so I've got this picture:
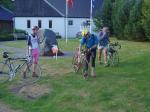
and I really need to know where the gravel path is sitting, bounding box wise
[0,102,22,112]
[0,45,74,58]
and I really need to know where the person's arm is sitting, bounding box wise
[90,35,98,51]
[79,38,85,53]
[27,35,32,56]
[99,31,105,41]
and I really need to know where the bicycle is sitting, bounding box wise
[107,42,121,66]
[0,52,41,84]
[72,47,89,79]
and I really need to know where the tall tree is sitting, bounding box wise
[141,0,150,41]
[0,0,14,11]
[94,0,113,31]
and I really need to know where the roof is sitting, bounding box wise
[0,6,14,20]
[47,0,103,18]
[15,0,103,18]
[15,0,63,17]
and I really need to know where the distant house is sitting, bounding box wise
[15,0,103,37]
[0,6,14,34]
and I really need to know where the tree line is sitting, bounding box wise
[94,0,150,42]
[0,0,14,11]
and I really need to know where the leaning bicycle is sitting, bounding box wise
[72,48,89,79]
[107,42,121,66]
[0,52,41,84]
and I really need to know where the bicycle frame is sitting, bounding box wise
[3,58,30,79]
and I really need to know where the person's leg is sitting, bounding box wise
[91,49,96,77]
[103,48,108,65]
[32,49,39,77]
[86,52,90,77]
[98,47,103,64]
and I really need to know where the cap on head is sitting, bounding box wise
[32,26,39,30]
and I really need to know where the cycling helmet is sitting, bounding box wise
[81,29,89,37]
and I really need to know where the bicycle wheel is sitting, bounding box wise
[72,53,81,73]
[111,52,119,66]
[18,63,41,84]
[0,62,10,83]
[107,53,112,66]
[81,56,88,79]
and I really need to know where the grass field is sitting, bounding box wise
[0,38,150,112]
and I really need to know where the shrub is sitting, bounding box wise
[0,34,14,41]
[14,29,27,35]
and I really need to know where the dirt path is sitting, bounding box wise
[0,44,74,58]
[0,102,22,112]
[0,45,26,57]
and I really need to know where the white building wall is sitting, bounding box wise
[67,18,90,38]
[15,17,65,37]
[15,17,94,38]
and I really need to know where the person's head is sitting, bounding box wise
[81,29,90,38]
[102,27,109,33]
[32,26,39,35]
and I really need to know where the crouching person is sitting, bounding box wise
[79,30,98,78]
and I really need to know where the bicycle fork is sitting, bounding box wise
[9,64,21,81]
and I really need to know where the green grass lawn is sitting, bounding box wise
[0,39,150,112]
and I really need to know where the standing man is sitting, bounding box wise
[79,29,98,78]
[23,26,40,77]
[98,27,110,66]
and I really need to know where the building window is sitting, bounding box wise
[68,20,73,26]
[27,20,31,28]
[86,20,90,26]
[38,20,42,28]
[49,20,52,28]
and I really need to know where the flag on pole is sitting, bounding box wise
[67,0,73,7]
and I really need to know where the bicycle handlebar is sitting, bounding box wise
[109,42,121,49]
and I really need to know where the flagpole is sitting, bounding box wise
[65,0,68,43]
[90,0,93,33]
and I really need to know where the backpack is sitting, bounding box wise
[27,35,32,46]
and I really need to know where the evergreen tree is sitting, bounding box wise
[0,0,14,11]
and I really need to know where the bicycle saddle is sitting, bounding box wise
[3,52,9,58]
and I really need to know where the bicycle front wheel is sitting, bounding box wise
[111,52,119,66]
[18,63,41,84]
[81,57,88,79]
[72,54,81,73]
[0,62,10,83]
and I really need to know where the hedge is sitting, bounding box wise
[0,34,14,41]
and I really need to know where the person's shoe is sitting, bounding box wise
[32,72,38,77]
[91,72,96,78]
[104,63,109,67]
[98,61,102,64]
[92,75,96,78]
[22,71,26,79]
[83,73,88,79]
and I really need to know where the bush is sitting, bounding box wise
[0,34,14,41]
[14,29,27,35]
[56,35,62,39]
[141,0,150,41]
[94,0,150,42]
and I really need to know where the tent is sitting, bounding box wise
[37,29,64,56]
